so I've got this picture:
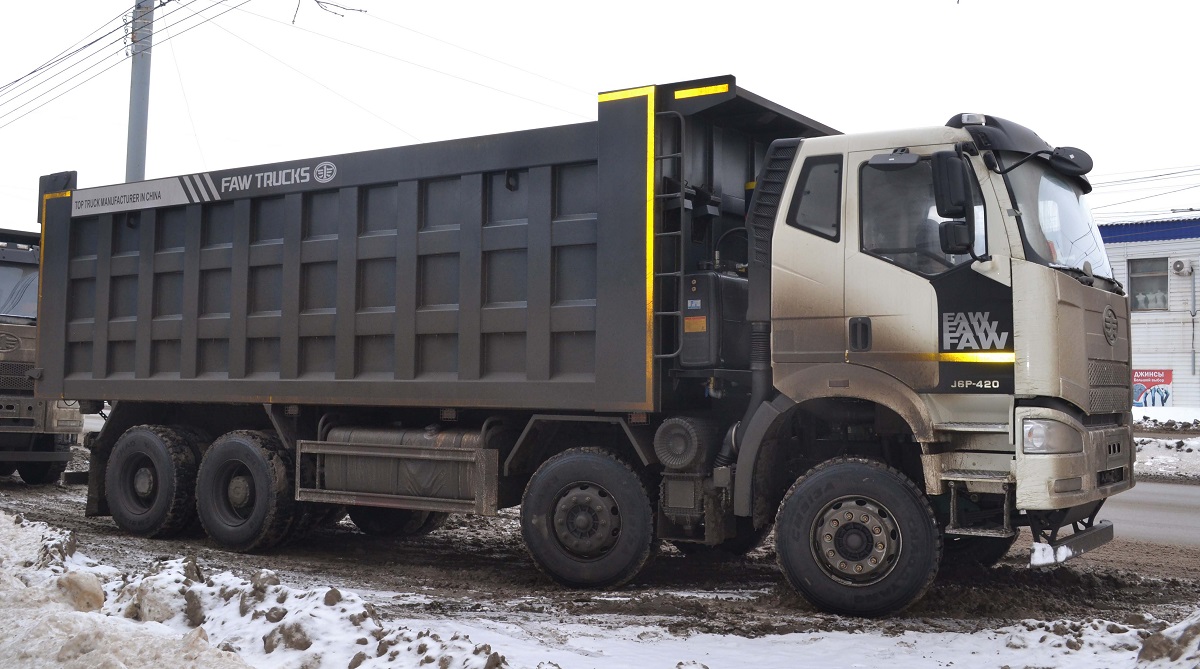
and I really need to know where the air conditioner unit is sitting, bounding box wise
[1172,259,1193,276]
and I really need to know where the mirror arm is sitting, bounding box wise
[960,151,991,263]
[985,149,1051,175]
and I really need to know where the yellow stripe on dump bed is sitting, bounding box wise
[674,84,729,100]
[598,85,656,409]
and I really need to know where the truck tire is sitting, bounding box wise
[104,426,198,537]
[17,435,69,485]
[775,457,941,617]
[196,431,294,552]
[17,459,68,485]
[520,448,656,589]
[941,532,1019,570]
[347,507,449,538]
[672,518,772,558]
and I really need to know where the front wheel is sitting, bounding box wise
[775,457,941,617]
[520,448,655,588]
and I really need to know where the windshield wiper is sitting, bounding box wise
[1048,264,1124,295]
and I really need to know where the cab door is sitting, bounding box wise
[771,146,848,376]
[844,148,957,391]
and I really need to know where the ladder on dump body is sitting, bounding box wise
[654,110,686,360]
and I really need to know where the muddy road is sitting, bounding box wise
[1,471,1198,639]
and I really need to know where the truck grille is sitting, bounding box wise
[1087,360,1129,414]
[0,361,33,391]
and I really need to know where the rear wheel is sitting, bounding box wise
[348,507,449,537]
[520,448,655,588]
[775,457,941,617]
[672,517,772,558]
[17,435,68,485]
[104,426,198,537]
[196,431,294,552]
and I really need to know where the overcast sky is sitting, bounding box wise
[1,0,1196,231]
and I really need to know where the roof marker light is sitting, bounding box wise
[960,114,986,126]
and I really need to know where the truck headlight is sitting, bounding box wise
[1022,419,1083,454]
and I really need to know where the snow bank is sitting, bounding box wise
[1,508,1198,669]
[0,512,247,669]
[1135,436,1200,479]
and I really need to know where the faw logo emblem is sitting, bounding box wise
[941,312,1009,350]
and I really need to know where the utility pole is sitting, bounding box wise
[126,0,155,183]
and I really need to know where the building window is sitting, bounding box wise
[1129,258,1168,310]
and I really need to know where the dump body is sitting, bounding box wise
[36,76,833,413]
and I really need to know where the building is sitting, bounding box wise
[1101,217,1200,409]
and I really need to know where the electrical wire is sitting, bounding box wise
[0,0,256,132]
[163,20,207,169]
[360,11,592,97]
[200,0,591,120]
[0,1,138,96]
[0,0,208,119]
[181,1,422,142]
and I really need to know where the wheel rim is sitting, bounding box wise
[122,453,158,514]
[810,495,901,585]
[551,481,621,560]
[211,460,256,527]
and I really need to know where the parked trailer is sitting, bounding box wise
[37,76,1133,616]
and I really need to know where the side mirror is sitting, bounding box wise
[1049,146,1093,177]
[931,151,972,219]
[939,220,973,255]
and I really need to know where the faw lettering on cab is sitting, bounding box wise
[941,311,1009,350]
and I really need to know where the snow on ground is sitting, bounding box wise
[0,509,1198,668]
[1133,407,1200,480]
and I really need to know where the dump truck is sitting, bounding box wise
[35,75,1133,616]
[0,223,84,483]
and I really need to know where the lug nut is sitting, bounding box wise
[838,561,847,569]
[831,519,839,528]
[873,526,881,535]
[861,514,869,523]
[827,550,835,558]
[869,557,878,565]
[844,511,853,521]
[824,534,833,542]
[876,542,884,551]
[855,564,864,573]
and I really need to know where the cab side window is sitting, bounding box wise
[786,155,843,241]
[860,159,984,276]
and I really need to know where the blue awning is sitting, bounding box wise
[1099,218,1200,243]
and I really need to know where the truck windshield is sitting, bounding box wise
[1004,157,1114,280]
[0,264,38,320]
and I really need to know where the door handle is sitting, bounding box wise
[849,317,872,352]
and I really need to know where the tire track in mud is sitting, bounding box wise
[1,476,1198,637]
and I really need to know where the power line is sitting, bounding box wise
[1091,168,1200,188]
[0,0,257,132]
[1090,183,1200,210]
[182,1,422,142]
[360,12,592,97]
[0,0,208,117]
[204,0,591,120]
[0,1,137,95]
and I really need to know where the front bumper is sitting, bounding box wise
[1013,406,1133,510]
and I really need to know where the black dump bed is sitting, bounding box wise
[36,75,834,413]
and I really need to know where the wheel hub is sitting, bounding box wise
[552,484,621,559]
[813,496,901,584]
[133,467,155,499]
[227,475,252,508]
